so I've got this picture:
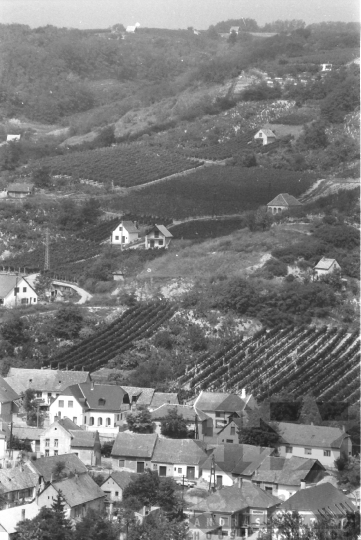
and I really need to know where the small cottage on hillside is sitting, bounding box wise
[6,135,21,143]
[100,470,138,502]
[0,275,38,307]
[267,193,302,214]
[110,220,139,246]
[7,183,34,198]
[313,257,341,279]
[145,224,173,249]
[254,129,276,146]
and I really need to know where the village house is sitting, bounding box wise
[125,23,140,33]
[111,431,158,472]
[0,275,38,307]
[251,456,326,501]
[266,193,302,214]
[0,376,19,422]
[39,418,101,465]
[145,224,173,249]
[110,220,139,246]
[150,404,196,435]
[276,422,352,468]
[313,257,341,279]
[190,482,280,539]
[134,506,161,525]
[27,453,88,484]
[7,183,34,199]
[0,466,38,509]
[151,438,207,481]
[277,482,357,527]
[11,426,45,454]
[0,502,39,540]
[37,473,106,523]
[254,128,277,146]
[120,386,156,409]
[320,63,332,72]
[148,392,179,411]
[6,134,21,143]
[215,417,246,444]
[100,470,137,503]
[49,382,130,435]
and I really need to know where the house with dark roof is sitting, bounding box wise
[111,432,158,472]
[252,456,326,501]
[266,193,302,214]
[145,224,173,249]
[150,404,196,435]
[120,386,155,408]
[7,183,34,198]
[254,128,277,145]
[215,416,248,444]
[149,392,179,411]
[278,482,357,527]
[190,483,280,537]
[0,466,38,509]
[151,438,207,481]
[49,382,130,436]
[27,453,88,483]
[39,418,101,465]
[314,257,341,279]
[11,426,45,454]
[276,422,352,469]
[110,220,139,246]
[200,443,274,488]
[0,376,19,422]
[100,470,138,502]
[37,473,106,522]
[194,391,246,441]
[0,275,38,308]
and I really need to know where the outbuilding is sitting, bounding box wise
[267,193,302,214]
[313,257,341,279]
[7,183,34,199]
[254,129,276,146]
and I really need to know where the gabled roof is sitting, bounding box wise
[70,430,99,448]
[150,404,196,422]
[314,257,338,271]
[152,438,206,466]
[201,444,273,476]
[111,432,158,459]
[267,193,302,207]
[5,368,90,394]
[7,183,34,192]
[102,470,138,490]
[253,456,325,486]
[57,418,82,432]
[121,221,139,234]
[279,483,357,515]
[0,466,38,494]
[30,453,87,481]
[191,483,280,514]
[146,224,173,238]
[69,383,128,411]
[150,392,179,409]
[277,422,348,449]
[12,426,45,441]
[255,129,276,138]
[195,391,244,413]
[51,474,105,507]
[0,275,33,300]
[0,375,19,403]
[215,394,245,413]
[121,386,155,407]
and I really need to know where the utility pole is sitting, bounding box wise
[44,228,50,271]
[209,454,216,493]
[8,421,13,458]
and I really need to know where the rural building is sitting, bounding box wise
[111,432,158,472]
[7,183,34,198]
[278,482,357,527]
[145,224,173,249]
[194,391,246,439]
[11,426,44,454]
[229,26,240,34]
[253,128,276,145]
[6,134,21,142]
[266,193,302,214]
[110,220,139,246]
[151,438,206,481]
[120,386,156,408]
[27,453,88,483]
[150,404,196,435]
[100,470,138,502]
[276,423,352,468]
[313,257,341,279]
[148,392,179,411]
[0,502,39,540]
[0,466,38,508]
[320,63,332,71]
[215,417,245,444]
[126,23,140,33]
[0,275,38,307]
[0,376,19,422]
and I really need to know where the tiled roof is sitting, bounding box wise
[277,422,348,449]
[267,193,302,207]
[147,224,173,238]
[0,376,19,403]
[0,466,38,494]
[76,383,128,411]
[52,474,105,507]
[57,418,82,432]
[150,404,196,422]
[150,392,179,409]
[70,430,99,448]
[121,386,155,407]
[30,453,88,481]
[215,394,245,413]
[12,426,45,441]
[253,456,324,485]
[279,483,357,515]
[5,368,90,394]
[191,483,280,513]
[195,391,235,412]
[7,183,34,192]
[201,444,273,475]
[314,257,338,270]
[111,432,158,459]
[152,438,207,466]
[256,129,276,137]
[0,275,21,299]
[121,221,139,234]
[104,470,138,490]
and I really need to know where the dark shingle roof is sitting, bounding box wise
[277,423,348,449]
[267,193,302,207]
[150,393,179,409]
[121,386,155,406]
[195,392,237,412]
[5,368,90,394]
[150,404,196,422]
[57,418,82,432]
[121,221,139,234]
[111,432,158,459]
[152,439,207,466]
[0,376,19,403]
[76,383,128,411]
[12,426,45,441]
[253,456,324,486]
[0,275,24,300]
[191,483,280,513]
[52,474,105,507]
[103,470,138,490]
[279,483,357,515]
[0,466,38,494]
[215,394,245,413]
[30,453,87,481]
[70,430,99,448]
[201,444,273,475]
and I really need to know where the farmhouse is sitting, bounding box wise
[100,470,138,502]
[313,257,341,279]
[253,128,276,145]
[266,193,302,214]
[27,453,88,483]
[110,220,139,246]
[145,224,173,249]
[0,466,38,508]
[11,426,44,454]
[194,391,246,437]
[7,183,34,198]
[151,438,206,481]
[0,275,38,307]
[111,431,158,472]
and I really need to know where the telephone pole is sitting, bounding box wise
[44,228,50,271]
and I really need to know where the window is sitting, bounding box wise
[23,287,27,292]
[48,393,52,398]
[230,426,235,435]
[158,239,163,246]
[216,476,223,488]
[118,460,125,468]
[119,226,122,231]
[154,231,159,238]
[153,464,158,469]
[33,298,37,303]
[54,439,58,447]
[106,418,111,426]
[45,449,49,457]
[73,417,77,424]
[90,417,94,426]
[178,468,182,473]
[226,439,233,443]
[215,412,222,418]
[54,450,58,456]
[115,236,119,240]
[14,287,19,295]
[58,411,61,418]
[286,446,293,454]
[115,491,119,496]
[21,509,26,521]
[45,439,50,447]
[98,417,102,426]
[98,398,106,406]
[21,298,28,304]
[137,462,145,473]
[324,450,331,457]
[75,453,78,457]
[36,392,42,398]
[58,400,64,408]
[84,417,86,424]
[68,401,73,408]
[117,415,120,421]
[304,448,312,455]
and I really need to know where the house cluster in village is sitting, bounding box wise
[0,368,356,538]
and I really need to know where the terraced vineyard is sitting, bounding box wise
[47,301,175,372]
[179,326,360,405]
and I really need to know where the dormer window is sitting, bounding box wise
[98,398,106,406]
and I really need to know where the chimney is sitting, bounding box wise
[300,481,306,489]
[91,381,95,391]
[241,388,246,399]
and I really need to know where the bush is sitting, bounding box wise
[264,258,288,277]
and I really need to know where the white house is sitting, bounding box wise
[100,470,137,502]
[266,193,302,214]
[254,129,276,146]
[145,224,173,249]
[320,63,332,72]
[151,438,206,481]
[6,135,21,143]
[0,502,39,540]
[126,23,140,33]
[0,275,38,307]
[229,26,240,34]
[110,221,139,246]
[313,257,341,279]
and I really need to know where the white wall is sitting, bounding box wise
[2,278,38,307]
[111,224,138,245]
[49,396,84,425]
[100,477,123,502]
[40,423,71,457]
[84,411,119,436]
[201,468,234,487]
[278,444,341,468]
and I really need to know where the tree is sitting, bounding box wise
[32,165,51,188]
[299,394,323,425]
[335,455,360,491]
[157,477,180,515]
[299,121,328,150]
[22,388,43,427]
[228,31,237,45]
[52,304,83,340]
[34,272,54,301]
[126,408,154,434]
[160,408,189,439]
[127,514,189,540]
[16,507,74,540]
[1,315,27,346]
[80,198,101,226]
[52,461,67,481]
[123,470,160,509]
[74,509,120,540]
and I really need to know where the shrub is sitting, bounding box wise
[264,258,288,277]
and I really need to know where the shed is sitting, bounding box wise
[313,258,341,279]
[266,193,302,214]
[7,183,34,199]
[6,135,21,142]
[254,129,276,146]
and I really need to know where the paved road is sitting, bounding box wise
[26,273,92,305]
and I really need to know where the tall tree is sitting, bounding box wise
[16,507,74,540]
[52,304,83,340]
[126,408,154,434]
[160,408,189,439]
